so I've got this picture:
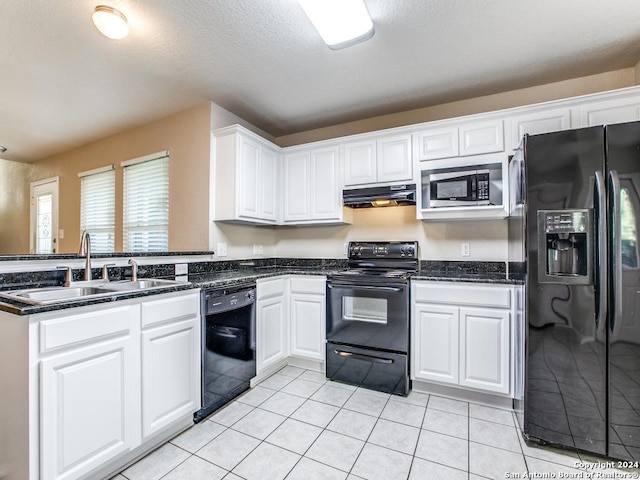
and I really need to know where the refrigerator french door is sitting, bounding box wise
[515,123,640,462]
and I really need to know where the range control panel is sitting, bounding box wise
[348,241,418,259]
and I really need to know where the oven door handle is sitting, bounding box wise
[334,349,394,364]
[327,284,404,292]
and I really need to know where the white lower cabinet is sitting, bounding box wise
[412,281,514,396]
[289,276,326,362]
[256,275,326,373]
[1,290,200,480]
[141,318,199,440]
[459,307,510,394]
[257,277,288,374]
[40,324,140,480]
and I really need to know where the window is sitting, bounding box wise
[122,153,169,252]
[79,166,115,253]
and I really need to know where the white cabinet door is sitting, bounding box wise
[257,296,287,374]
[40,334,140,480]
[509,108,572,151]
[343,140,377,186]
[459,120,504,156]
[237,134,261,220]
[283,151,311,221]
[459,307,510,394]
[377,133,413,183]
[141,317,200,440]
[290,293,325,361]
[310,146,341,220]
[579,97,640,127]
[414,127,459,161]
[259,146,279,222]
[412,303,459,385]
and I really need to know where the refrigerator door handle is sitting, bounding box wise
[609,170,622,333]
[594,171,607,335]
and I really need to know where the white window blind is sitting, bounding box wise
[123,155,169,252]
[80,168,115,253]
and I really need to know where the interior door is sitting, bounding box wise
[30,177,59,254]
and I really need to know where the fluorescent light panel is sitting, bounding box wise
[296,0,374,49]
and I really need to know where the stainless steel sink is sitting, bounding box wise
[106,279,184,291]
[0,278,185,305]
[0,285,118,305]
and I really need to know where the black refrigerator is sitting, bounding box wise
[510,122,640,462]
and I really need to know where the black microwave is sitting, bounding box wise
[429,169,490,207]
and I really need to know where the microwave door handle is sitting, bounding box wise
[594,171,607,337]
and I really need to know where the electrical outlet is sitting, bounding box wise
[461,243,470,257]
[174,263,188,275]
[253,244,259,255]
[217,242,228,257]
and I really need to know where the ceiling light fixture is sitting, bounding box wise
[92,5,129,40]
[296,0,374,50]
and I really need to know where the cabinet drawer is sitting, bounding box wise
[412,282,511,309]
[141,292,199,328]
[39,304,137,353]
[257,277,286,300]
[289,276,326,295]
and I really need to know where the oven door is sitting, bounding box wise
[326,280,409,353]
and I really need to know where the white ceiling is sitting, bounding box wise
[3,0,640,162]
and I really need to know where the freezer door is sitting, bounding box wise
[524,128,607,456]
[605,121,640,462]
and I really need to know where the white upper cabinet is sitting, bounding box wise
[414,127,459,161]
[342,140,377,186]
[509,108,572,151]
[578,96,640,127]
[282,145,345,224]
[213,125,279,224]
[414,119,503,162]
[458,119,504,156]
[377,133,413,183]
[343,133,412,186]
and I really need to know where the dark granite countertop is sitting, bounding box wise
[0,258,523,315]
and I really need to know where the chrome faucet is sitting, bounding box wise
[128,258,138,282]
[79,230,92,281]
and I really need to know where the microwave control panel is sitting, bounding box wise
[477,172,490,201]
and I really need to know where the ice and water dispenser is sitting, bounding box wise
[537,209,593,285]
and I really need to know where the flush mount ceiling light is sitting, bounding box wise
[92,5,129,40]
[296,0,374,49]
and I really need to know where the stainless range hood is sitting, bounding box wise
[343,184,416,208]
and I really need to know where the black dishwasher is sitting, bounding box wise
[194,283,256,422]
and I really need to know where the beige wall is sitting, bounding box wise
[0,159,38,253]
[5,68,640,258]
[26,103,212,253]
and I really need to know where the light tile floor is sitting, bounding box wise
[112,366,639,480]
